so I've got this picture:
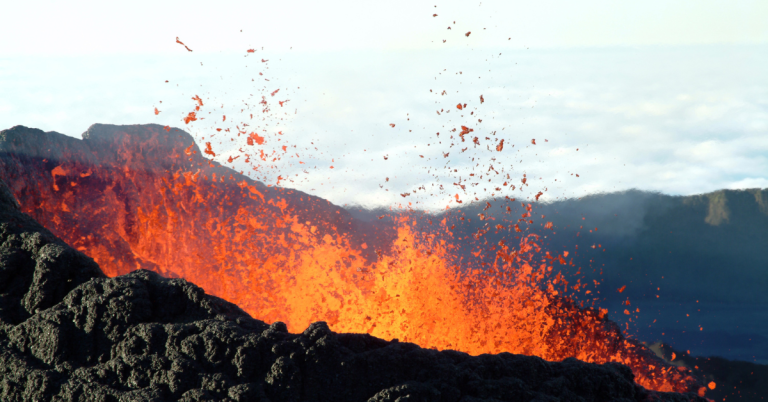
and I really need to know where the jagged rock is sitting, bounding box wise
[0,176,706,402]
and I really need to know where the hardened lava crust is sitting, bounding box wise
[0,177,705,402]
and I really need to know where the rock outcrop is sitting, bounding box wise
[0,176,706,401]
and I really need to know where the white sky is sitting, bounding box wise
[2,0,767,209]
[3,0,768,53]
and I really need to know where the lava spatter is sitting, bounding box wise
[0,123,701,395]
[0,12,712,397]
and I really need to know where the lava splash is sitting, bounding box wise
[0,124,702,394]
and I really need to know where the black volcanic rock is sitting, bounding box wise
[0,177,706,401]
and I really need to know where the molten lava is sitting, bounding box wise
[0,124,703,394]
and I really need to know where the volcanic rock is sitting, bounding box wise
[0,176,707,402]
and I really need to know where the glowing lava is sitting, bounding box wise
[0,124,702,394]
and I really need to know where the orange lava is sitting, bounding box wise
[0,131,699,395]
[133,183,699,394]
[0,123,703,395]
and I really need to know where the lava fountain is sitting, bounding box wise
[0,123,704,395]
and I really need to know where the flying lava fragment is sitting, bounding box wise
[203,142,216,158]
[175,37,193,52]
[247,132,265,146]
[183,112,197,124]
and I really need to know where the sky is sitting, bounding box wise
[2,0,767,210]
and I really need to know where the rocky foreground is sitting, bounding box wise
[0,177,705,402]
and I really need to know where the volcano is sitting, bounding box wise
[0,173,707,401]
[0,124,712,399]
